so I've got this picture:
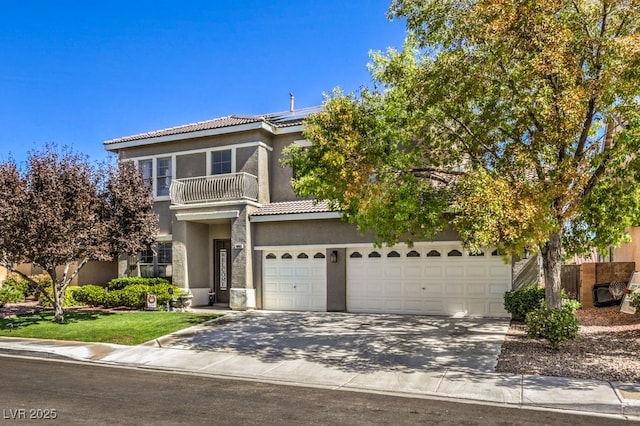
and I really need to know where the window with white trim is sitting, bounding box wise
[138,242,172,278]
[156,157,172,196]
[212,149,232,175]
[139,159,153,190]
[133,156,173,199]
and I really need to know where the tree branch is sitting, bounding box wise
[574,97,597,159]
[66,257,90,285]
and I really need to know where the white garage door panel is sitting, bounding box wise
[263,250,327,312]
[347,246,511,317]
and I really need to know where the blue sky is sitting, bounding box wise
[0,1,406,165]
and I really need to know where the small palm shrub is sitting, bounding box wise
[3,274,32,298]
[0,285,25,304]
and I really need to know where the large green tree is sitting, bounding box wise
[285,0,640,308]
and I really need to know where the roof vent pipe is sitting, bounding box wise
[289,92,295,112]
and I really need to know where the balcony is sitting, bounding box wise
[170,173,259,206]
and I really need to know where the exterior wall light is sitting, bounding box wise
[330,250,338,263]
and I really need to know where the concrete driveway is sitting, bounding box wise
[159,311,510,374]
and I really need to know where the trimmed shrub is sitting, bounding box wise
[525,305,579,349]
[504,286,545,321]
[113,284,149,309]
[74,285,108,307]
[0,285,25,304]
[38,285,84,308]
[104,291,121,308]
[149,283,182,307]
[107,277,171,291]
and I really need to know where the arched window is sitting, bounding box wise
[407,250,420,257]
[265,253,276,259]
[297,253,309,259]
[387,250,401,258]
[447,249,462,257]
[368,251,381,258]
[350,252,362,258]
[281,253,292,259]
[314,252,326,259]
[426,250,441,257]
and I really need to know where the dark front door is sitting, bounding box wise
[214,239,231,303]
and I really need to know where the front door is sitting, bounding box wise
[214,239,231,303]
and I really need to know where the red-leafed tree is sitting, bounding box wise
[0,145,158,322]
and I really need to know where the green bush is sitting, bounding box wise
[525,305,579,349]
[74,285,108,306]
[3,275,32,298]
[561,297,582,312]
[150,283,182,306]
[0,285,25,304]
[504,286,545,321]
[32,274,54,303]
[104,291,121,308]
[38,285,84,308]
[113,284,149,309]
[107,277,171,291]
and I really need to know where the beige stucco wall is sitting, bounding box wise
[614,227,640,266]
[13,261,116,286]
[269,133,303,202]
[114,129,269,159]
[253,218,460,247]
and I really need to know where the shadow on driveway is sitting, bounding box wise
[165,311,509,374]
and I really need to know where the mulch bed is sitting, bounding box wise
[496,305,640,383]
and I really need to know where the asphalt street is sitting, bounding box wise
[0,355,631,425]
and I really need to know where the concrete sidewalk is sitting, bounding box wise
[1,332,640,421]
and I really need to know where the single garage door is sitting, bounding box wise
[263,249,327,311]
[347,245,510,317]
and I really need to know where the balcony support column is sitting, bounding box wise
[229,205,257,310]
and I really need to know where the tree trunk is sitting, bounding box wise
[48,268,66,323]
[54,292,65,323]
[541,229,563,309]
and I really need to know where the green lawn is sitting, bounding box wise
[0,310,220,345]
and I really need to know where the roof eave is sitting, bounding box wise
[104,121,277,152]
[250,212,341,222]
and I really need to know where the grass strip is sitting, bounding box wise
[0,310,220,345]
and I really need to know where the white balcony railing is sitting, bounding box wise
[169,173,259,205]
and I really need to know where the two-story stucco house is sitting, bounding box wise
[105,106,535,317]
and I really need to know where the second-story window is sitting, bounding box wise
[139,159,153,190]
[156,157,172,196]
[212,150,232,175]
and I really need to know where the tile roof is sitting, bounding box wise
[104,105,322,145]
[251,200,334,216]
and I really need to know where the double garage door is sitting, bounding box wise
[346,246,510,317]
[262,245,510,317]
